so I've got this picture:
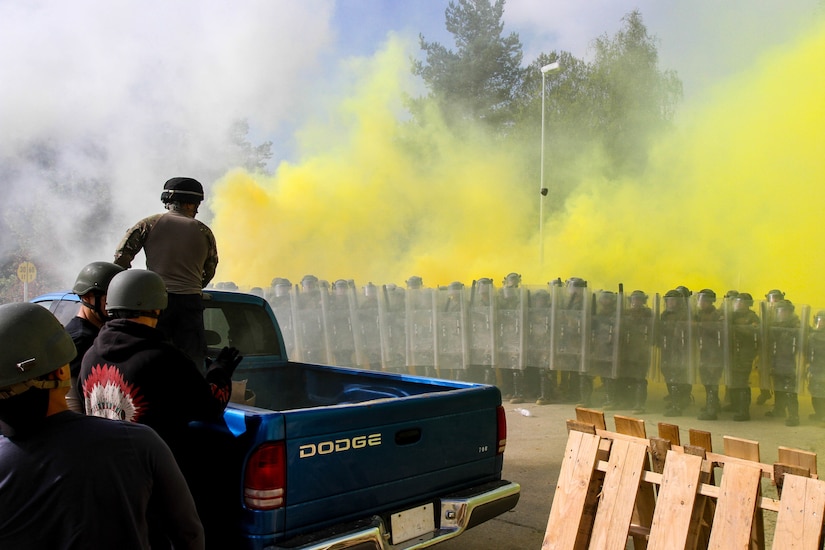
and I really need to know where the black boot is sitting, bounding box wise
[536,370,557,405]
[733,388,751,421]
[577,374,593,407]
[602,378,618,409]
[664,385,683,417]
[811,397,825,420]
[786,392,800,426]
[756,388,772,405]
[510,371,525,404]
[698,385,720,420]
[766,391,787,418]
[631,380,647,414]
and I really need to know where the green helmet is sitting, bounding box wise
[106,270,168,313]
[72,261,125,296]
[0,303,77,396]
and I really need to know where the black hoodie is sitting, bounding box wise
[78,319,230,450]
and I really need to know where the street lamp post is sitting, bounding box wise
[539,61,560,268]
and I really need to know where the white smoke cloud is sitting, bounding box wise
[0,0,334,283]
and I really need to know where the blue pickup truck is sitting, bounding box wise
[33,288,520,549]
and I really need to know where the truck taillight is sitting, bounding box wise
[496,406,507,454]
[244,442,286,510]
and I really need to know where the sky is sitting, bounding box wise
[1,0,824,305]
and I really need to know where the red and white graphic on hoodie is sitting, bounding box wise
[83,364,146,421]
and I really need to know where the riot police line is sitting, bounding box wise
[257,276,825,423]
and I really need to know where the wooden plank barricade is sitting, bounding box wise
[543,407,825,550]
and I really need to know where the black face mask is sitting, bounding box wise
[0,387,50,438]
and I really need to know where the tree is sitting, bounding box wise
[228,119,273,173]
[509,9,683,203]
[588,10,683,178]
[412,0,525,131]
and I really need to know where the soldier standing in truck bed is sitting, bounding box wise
[113,177,218,372]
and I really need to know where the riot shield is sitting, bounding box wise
[377,285,407,372]
[693,294,728,387]
[405,287,437,373]
[549,284,589,373]
[293,285,330,365]
[725,298,761,389]
[761,302,809,395]
[434,285,468,373]
[496,286,526,371]
[807,316,825,400]
[467,280,497,369]
[524,287,553,370]
[322,283,358,368]
[588,290,621,379]
[353,290,382,370]
[620,291,655,382]
[657,294,695,385]
[269,287,298,361]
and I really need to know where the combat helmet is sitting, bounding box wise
[0,303,76,398]
[106,270,168,315]
[160,177,204,204]
[72,262,125,296]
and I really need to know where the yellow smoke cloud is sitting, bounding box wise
[212,21,825,307]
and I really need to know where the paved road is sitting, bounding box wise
[436,380,825,549]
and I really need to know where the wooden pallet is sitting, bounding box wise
[542,407,825,550]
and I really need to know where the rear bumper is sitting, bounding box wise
[263,479,520,550]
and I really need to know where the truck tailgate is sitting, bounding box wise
[283,384,503,536]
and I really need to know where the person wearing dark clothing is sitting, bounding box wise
[78,269,240,548]
[695,289,725,420]
[660,289,693,417]
[728,293,760,421]
[765,300,803,426]
[0,302,204,550]
[64,261,124,412]
[619,290,654,414]
[114,177,219,371]
[808,311,825,421]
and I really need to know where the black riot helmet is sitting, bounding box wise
[503,273,521,287]
[630,290,648,303]
[697,289,717,302]
[406,276,423,289]
[72,262,125,296]
[106,270,168,317]
[736,292,754,305]
[766,289,785,302]
[160,177,204,205]
[0,303,77,397]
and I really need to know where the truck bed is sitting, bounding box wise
[227,363,507,543]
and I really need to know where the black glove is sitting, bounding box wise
[210,346,243,377]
